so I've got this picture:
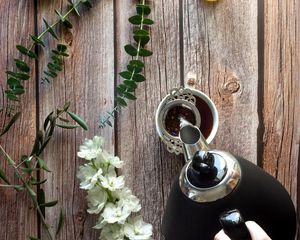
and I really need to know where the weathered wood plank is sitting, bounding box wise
[182,0,258,163]
[37,1,115,239]
[0,1,37,239]
[263,0,300,215]
[116,1,183,239]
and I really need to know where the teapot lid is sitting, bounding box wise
[179,122,241,203]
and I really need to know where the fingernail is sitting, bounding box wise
[219,209,251,240]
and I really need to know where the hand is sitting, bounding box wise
[214,221,271,240]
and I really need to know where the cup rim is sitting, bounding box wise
[155,87,219,153]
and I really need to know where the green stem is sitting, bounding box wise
[29,0,82,51]
[0,184,21,188]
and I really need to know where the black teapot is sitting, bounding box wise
[155,88,297,240]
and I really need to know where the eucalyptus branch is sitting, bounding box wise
[99,0,153,128]
[0,103,88,240]
[2,0,93,137]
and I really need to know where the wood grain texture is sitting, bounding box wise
[0,1,38,239]
[37,0,115,239]
[182,0,258,163]
[263,0,300,216]
[116,1,183,239]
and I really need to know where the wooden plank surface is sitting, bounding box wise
[37,0,115,239]
[263,0,300,219]
[116,1,183,239]
[0,0,300,239]
[0,1,38,239]
[182,0,258,163]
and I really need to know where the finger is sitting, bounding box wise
[245,221,271,240]
[214,229,232,240]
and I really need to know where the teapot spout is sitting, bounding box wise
[179,118,210,162]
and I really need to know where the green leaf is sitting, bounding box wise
[6,93,18,101]
[7,78,21,87]
[51,55,62,65]
[6,71,30,80]
[136,4,151,15]
[48,62,62,71]
[143,18,154,25]
[0,112,21,137]
[127,64,142,73]
[67,111,88,130]
[129,60,145,68]
[134,35,150,46]
[16,45,37,59]
[132,73,146,82]
[116,97,127,107]
[30,35,45,47]
[116,86,125,96]
[124,80,137,89]
[129,15,142,25]
[0,168,10,184]
[56,123,78,129]
[119,71,132,80]
[124,44,138,56]
[57,44,67,52]
[63,102,71,111]
[139,48,153,57]
[31,179,47,185]
[133,29,149,36]
[123,92,137,100]
[39,200,58,207]
[81,0,93,8]
[38,159,51,172]
[38,189,46,217]
[11,88,25,95]
[56,208,65,235]
[15,59,30,73]
[28,236,40,240]
[24,182,36,197]
[44,71,57,78]
[43,19,58,40]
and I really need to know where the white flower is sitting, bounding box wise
[78,136,104,160]
[94,215,107,230]
[101,202,132,224]
[124,216,153,240]
[100,170,125,191]
[77,164,103,190]
[115,188,141,213]
[87,187,108,214]
[100,150,124,168]
[99,224,124,240]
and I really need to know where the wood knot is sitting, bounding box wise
[64,30,73,46]
[187,77,196,87]
[75,211,85,223]
[223,79,240,94]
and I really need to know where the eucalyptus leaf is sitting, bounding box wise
[124,80,137,89]
[6,93,18,101]
[16,45,37,59]
[39,200,58,207]
[56,123,78,129]
[56,208,65,235]
[7,77,21,87]
[124,44,138,56]
[14,59,30,73]
[129,60,145,68]
[31,179,47,185]
[119,71,132,80]
[0,112,21,137]
[129,15,142,25]
[38,159,51,172]
[143,18,154,25]
[123,92,137,100]
[43,19,58,40]
[134,35,150,46]
[133,29,149,36]
[57,44,67,52]
[38,189,46,217]
[67,111,88,130]
[81,0,93,8]
[139,48,153,57]
[0,168,10,184]
[116,97,127,107]
[136,4,151,15]
[24,182,36,197]
[132,73,146,82]
[30,35,45,47]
